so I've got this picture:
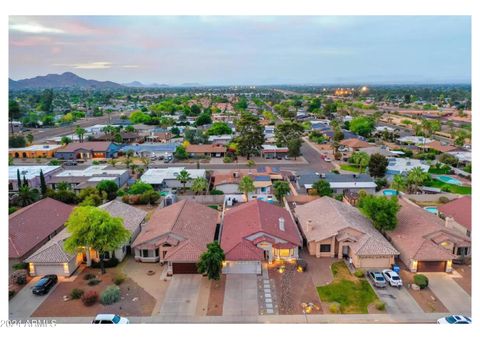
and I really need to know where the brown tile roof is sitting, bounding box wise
[294,197,399,256]
[340,138,371,149]
[56,141,112,153]
[438,196,471,231]
[221,200,302,260]
[212,169,255,186]
[421,140,458,153]
[388,199,470,261]
[9,198,73,259]
[186,144,226,154]
[25,228,73,263]
[99,200,147,232]
[132,200,219,262]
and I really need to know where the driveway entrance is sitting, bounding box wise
[9,276,57,319]
[424,272,471,314]
[223,274,258,316]
[377,286,423,314]
[159,275,202,316]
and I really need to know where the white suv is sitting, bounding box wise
[382,269,403,288]
[92,314,129,324]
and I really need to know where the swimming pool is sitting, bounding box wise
[424,206,438,215]
[436,175,462,186]
[383,189,398,196]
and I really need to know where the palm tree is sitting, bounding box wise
[406,167,430,193]
[74,126,86,143]
[351,151,370,174]
[130,163,139,175]
[246,160,256,173]
[56,181,70,191]
[176,169,192,193]
[141,157,151,169]
[191,177,208,195]
[239,176,255,202]
[273,180,290,202]
[16,186,39,207]
[124,157,133,169]
[197,242,225,280]
[107,158,118,167]
[391,174,406,195]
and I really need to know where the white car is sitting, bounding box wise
[92,314,130,324]
[324,157,332,162]
[382,269,403,287]
[437,315,471,324]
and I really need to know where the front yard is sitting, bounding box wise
[316,261,381,314]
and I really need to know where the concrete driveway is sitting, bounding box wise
[9,277,58,319]
[376,286,423,314]
[223,274,258,316]
[424,273,471,314]
[159,275,202,316]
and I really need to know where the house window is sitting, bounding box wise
[155,248,160,257]
[456,247,470,256]
[142,249,149,257]
[320,244,331,252]
[277,249,291,257]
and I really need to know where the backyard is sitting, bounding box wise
[316,261,381,314]
[339,164,365,173]
[425,179,472,195]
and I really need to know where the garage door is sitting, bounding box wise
[358,257,391,268]
[417,261,446,272]
[33,264,66,277]
[222,261,261,274]
[172,262,198,274]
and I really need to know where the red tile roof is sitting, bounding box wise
[422,140,458,153]
[221,200,302,260]
[438,196,471,231]
[340,138,371,149]
[56,141,112,153]
[186,144,226,154]
[9,198,73,259]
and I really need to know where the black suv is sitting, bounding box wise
[32,275,58,295]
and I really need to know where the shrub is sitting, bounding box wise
[83,273,96,280]
[16,275,27,285]
[414,274,429,289]
[329,302,342,314]
[113,273,126,285]
[81,290,98,306]
[12,262,28,270]
[91,257,119,269]
[87,278,101,286]
[334,194,343,201]
[100,285,121,305]
[375,300,386,311]
[438,196,450,204]
[70,288,84,299]
[210,189,224,195]
[331,169,340,174]
[92,160,100,165]
[9,290,16,299]
[223,156,233,163]
[354,269,365,278]
[117,189,126,197]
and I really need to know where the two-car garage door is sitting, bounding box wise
[417,261,447,272]
[172,263,198,274]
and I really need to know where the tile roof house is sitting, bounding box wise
[340,138,371,151]
[185,144,226,158]
[132,200,219,275]
[294,197,399,269]
[420,140,458,153]
[221,200,302,274]
[54,141,117,160]
[438,196,471,238]
[388,198,471,272]
[9,198,73,268]
[24,201,147,276]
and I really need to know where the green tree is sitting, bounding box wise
[368,153,388,178]
[349,116,375,137]
[273,180,291,202]
[235,112,265,160]
[351,151,370,174]
[61,136,72,145]
[64,206,131,274]
[16,169,21,190]
[195,113,212,126]
[197,241,225,280]
[9,135,26,148]
[391,174,406,194]
[75,126,86,143]
[129,110,151,124]
[128,181,153,194]
[140,157,151,169]
[16,186,40,207]
[39,169,47,196]
[176,169,192,193]
[174,145,188,160]
[406,167,431,193]
[26,133,34,145]
[312,180,333,197]
[96,180,119,201]
[287,137,302,160]
[358,194,401,233]
[239,176,255,201]
[275,121,304,147]
[207,122,232,135]
[191,177,208,195]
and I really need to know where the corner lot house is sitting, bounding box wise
[8,165,62,191]
[55,141,117,160]
[221,200,302,274]
[9,198,73,268]
[294,197,399,268]
[438,196,471,238]
[185,144,226,158]
[325,173,376,195]
[388,198,471,272]
[132,200,219,275]
[9,144,64,159]
[25,201,146,276]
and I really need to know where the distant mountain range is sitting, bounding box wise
[122,81,169,88]
[9,72,125,90]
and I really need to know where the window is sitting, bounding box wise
[155,248,160,257]
[142,249,149,257]
[278,249,291,257]
[320,244,331,252]
[456,247,470,256]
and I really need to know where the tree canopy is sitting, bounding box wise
[358,194,401,233]
[197,241,225,280]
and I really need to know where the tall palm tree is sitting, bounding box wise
[351,151,370,174]
[75,126,86,143]
[107,158,118,167]
[141,157,151,169]
[16,186,39,207]
[406,167,430,193]
[191,177,208,195]
[56,181,70,191]
[176,169,192,193]
[239,176,255,202]
[391,174,406,195]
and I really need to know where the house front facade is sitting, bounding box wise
[55,141,117,160]
[185,144,226,158]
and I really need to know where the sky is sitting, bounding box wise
[9,16,471,85]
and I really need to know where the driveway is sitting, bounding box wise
[159,275,202,316]
[223,274,258,316]
[9,276,57,319]
[376,286,423,314]
[424,273,471,314]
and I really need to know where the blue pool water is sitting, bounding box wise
[424,207,439,214]
[436,175,462,186]
[383,189,398,196]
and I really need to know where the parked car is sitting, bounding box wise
[367,271,387,288]
[437,315,471,324]
[32,275,58,295]
[324,157,332,162]
[382,269,403,288]
[92,314,130,324]
[63,160,77,166]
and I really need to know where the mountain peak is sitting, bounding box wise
[9,72,124,90]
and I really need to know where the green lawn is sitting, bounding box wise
[317,261,379,314]
[428,167,452,175]
[339,164,365,173]
[425,179,472,195]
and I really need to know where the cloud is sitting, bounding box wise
[10,23,64,34]
[53,62,112,69]
[121,65,140,69]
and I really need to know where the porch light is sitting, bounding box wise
[29,263,35,275]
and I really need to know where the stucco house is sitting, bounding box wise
[438,196,471,238]
[221,200,303,274]
[294,197,399,269]
[132,200,219,275]
[54,141,118,160]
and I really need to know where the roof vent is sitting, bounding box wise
[278,217,285,231]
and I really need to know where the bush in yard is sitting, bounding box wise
[210,189,224,195]
[375,300,386,311]
[113,273,126,285]
[13,262,28,270]
[91,257,119,269]
[414,274,429,289]
[100,285,121,305]
[329,302,342,314]
[83,273,96,280]
[438,196,450,204]
[87,278,101,286]
[70,288,84,299]
[354,269,365,278]
[81,290,98,306]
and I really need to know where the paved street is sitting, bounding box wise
[9,277,56,319]
[159,275,202,316]
[223,274,258,316]
[424,272,471,314]
[376,286,423,314]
